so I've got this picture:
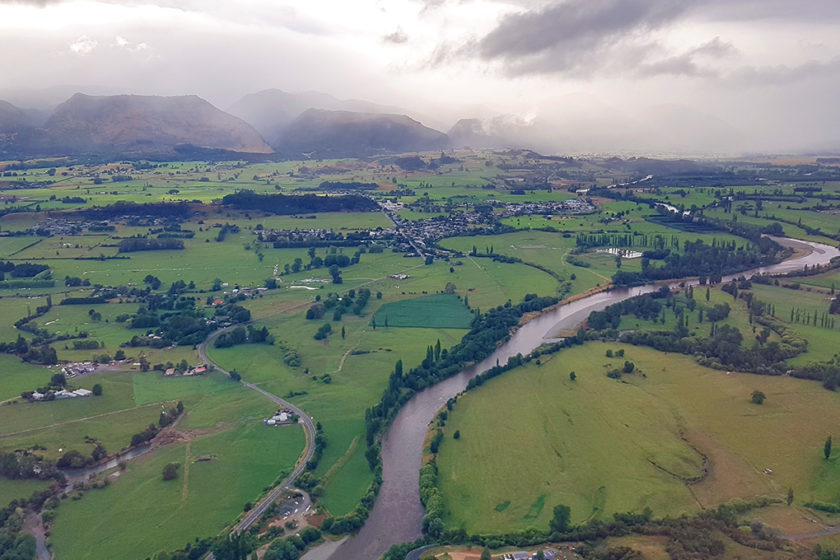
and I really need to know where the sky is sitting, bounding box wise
[1,0,839,154]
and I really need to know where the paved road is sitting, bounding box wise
[405,544,437,560]
[197,326,317,534]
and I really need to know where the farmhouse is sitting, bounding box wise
[54,388,93,399]
[263,409,295,426]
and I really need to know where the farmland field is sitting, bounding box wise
[1,152,840,558]
[370,293,474,328]
[49,422,304,560]
[435,342,840,534]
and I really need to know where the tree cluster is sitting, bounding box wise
[214,325,274,348]
[117,237,184,252]
[222,190,378,214]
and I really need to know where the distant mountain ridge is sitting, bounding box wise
[0,90,461,158]
[0,88,564,159]
[41,93,272,154]
[0,100,33,133]
[228,89,413,149]
[274,108,450,158]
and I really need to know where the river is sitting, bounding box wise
[305,237,839,560]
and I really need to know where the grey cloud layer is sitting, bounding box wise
[453,0,839,80]
[478,0,685,60]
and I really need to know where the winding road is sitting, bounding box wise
[197,326,317,534]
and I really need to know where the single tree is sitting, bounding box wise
[549,504,571,533]
[569,371,576,381]
[787,487,794,506]
[92,383,103,396]
[825,435,833,460]
[750,390,766,405]
[480,548,491,560]
[162,462,179,481]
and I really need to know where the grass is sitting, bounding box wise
[436,342,840,534]
[209,320,467,515]
[370,294,474,329]
[0,372,162,459]
[4,156,840,551]
[0,478,52,507]
[0,355,51,401]
[49,421,305,560]
[132,371,237,405]
[0,295,48,340]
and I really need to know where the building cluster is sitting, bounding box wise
[60,362,97,378]
[264,409,296,426]
[30,388,92,401]
[32,217,106,236]
[164,364,207,377]
[497,198,595,217]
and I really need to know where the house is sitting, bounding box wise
[31,391,45,401]
[192,366,206,375]
[54,390,73,399]
[72,388,92,397]
[164,368,176,376]
[512,553,530,560]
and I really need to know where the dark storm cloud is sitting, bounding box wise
[478,0,685,61]
[455,0,840,77]
[463,0,695,76]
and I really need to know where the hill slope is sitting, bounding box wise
[42,93,272,154]
[228,89,407,147]
[0,100,33,133]
[275,109,449,157]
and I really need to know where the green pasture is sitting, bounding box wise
[703,208,836,245]
[49,422,304,560]
[0,296,47,340]
[0,355,56,402]
[0,477,52,507]
[371,294,474,329]
[0,372,153,457]
[209,315,466,515]
[790,267,840,292]
[436,342,840,534]
[616,283,837,366]
[0,237,42,258]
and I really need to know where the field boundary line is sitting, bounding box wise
[0,402,163,439]
[182,441,191,503]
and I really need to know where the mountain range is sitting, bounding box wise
[0,89,469,159]
[0,88,759,159]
